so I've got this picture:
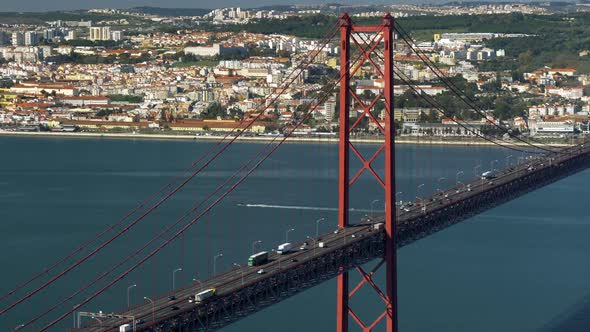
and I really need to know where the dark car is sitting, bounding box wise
[168,295,176,301]
[171,305,180,311]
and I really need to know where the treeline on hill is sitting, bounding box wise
[215,15,337,39]
[214,13,561,39]
[212,13,590,73]
[480,14,590,73]
[0,11,127,25]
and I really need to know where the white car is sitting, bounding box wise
[257,269,265,275]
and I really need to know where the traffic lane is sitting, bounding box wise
[92,225,371,331]
[397,148,585,222]
[97,229,311,330]
[84,262,251,330]
[399,169,521,220]
[141,225,374,328]
[187,226,373,310]
[180,225,368,300]
[89,270,238,331]
[399,153,559,218]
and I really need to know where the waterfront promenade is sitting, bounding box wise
[0,130,575,147]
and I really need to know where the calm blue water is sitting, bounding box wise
[0,136,589,331]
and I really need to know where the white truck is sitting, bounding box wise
[481,170,497,179]
[318,242,326,248]
[373,223,384,231]
[119,324,131,332]
[194,288,216,303]
[277,242,293,254]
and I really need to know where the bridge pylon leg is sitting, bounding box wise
[336,12,352,332]
[336,13,397,332]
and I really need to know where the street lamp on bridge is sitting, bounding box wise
[490,159,498,172]
[252,240,262,255]
[213,253,223,275]
[143,297,155,324]
[126,284,137,308]
[285,228,295,243]
[172,268,182,290]
[417,183,425,199]
[417,183,426,213]
[370,199,380,220]
[315,217,326,241]
[456,171,464,186]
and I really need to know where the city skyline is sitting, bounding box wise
[0,0,338,12]
[0,0,564,12]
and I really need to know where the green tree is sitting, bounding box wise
[201,102,225,119]
[107,94,144,103]
[362,90,376,101]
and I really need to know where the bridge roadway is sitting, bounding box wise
[76,142,590,332]
[76,222,379,331]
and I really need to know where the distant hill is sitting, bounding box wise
[0,10,123,24]
[128,6,210,17]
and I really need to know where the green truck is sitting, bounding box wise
[248,251,268,266]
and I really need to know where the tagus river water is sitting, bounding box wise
[1,136,590,331]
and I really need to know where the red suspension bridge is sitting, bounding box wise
[2,13,590,332]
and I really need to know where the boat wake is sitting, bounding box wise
[236,203,371,213]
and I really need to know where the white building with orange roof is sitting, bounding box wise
[548,68,576,77]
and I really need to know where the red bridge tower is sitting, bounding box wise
[337,13,397,332]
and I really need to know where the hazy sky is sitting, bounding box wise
[1,0,362,12]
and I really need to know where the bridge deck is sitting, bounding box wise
[76,143,590,332]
